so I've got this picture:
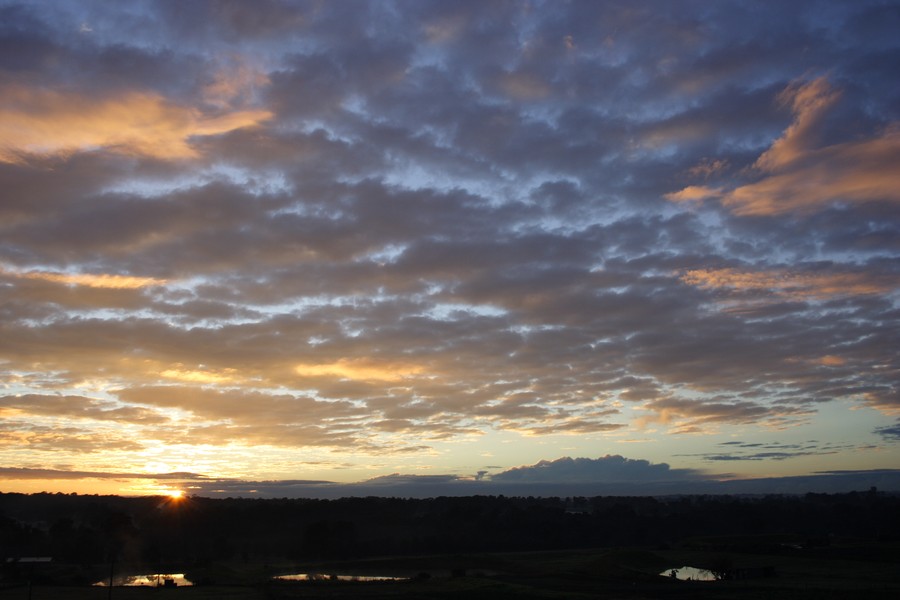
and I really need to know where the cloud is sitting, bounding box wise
[7,455,899,498]
[687,159,728,180]
[681,439,876,464]
[863,387,900,415]
[202,57,271,109]
[664,185,723,203]
[490,455,706,483]
[0,421,146,454]
[668,77,900,215]
[0,1,898,490]
[0,394,169,424]
[635,397,812,432]
[115,386,373,449]
[680,267,898,301]
[495,70,552,100]
[753,77,843,172]
[0,265,166,289]
[874,420,900,441]
[0,467,207,481]
[294,358,426,382]
[0,84,271,163]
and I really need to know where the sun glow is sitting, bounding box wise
[159,367,238,384]
[294,358,425,381]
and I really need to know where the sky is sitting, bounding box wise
[1,0,899,498]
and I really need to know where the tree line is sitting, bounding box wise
[2,489,898,574]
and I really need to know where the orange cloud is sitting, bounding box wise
[1,266,166,289]
[681,267,897,300]
[817,355,846,367]
[664,185,723,203]
[159,367,238,385]
[753,77,841,172]
[667,77,900,215]
[294,358,425,382]
[0,84,272,163]
[722,126,900,215]
[863,389,899,416]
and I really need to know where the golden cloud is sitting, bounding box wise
[681,267,896,300]
[159,368,238,385]
[0,84,272,163]
[664,185,723,203]
[1,265,166,289]
[294,358,425,382]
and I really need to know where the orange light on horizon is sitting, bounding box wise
[166,489,184,500]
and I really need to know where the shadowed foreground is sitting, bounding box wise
[4,540,900,600]
[2,491,899,599]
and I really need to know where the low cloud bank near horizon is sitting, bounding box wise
[4,455,899,499]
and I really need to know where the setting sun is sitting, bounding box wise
[166,490,184,500]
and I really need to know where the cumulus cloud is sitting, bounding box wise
[490,455,706,483]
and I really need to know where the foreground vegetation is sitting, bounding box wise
[2,490,899,598]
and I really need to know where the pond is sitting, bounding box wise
[274,573,409,582]
[660,566,717,581]
[93,573,194,587]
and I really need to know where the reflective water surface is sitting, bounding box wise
[274,573,409,582]
[93,573,194,587]
[660,566,717,581]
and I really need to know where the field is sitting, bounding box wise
[4,538,899,600]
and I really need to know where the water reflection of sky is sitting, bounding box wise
[661,566,716,581]
[93,573,193,587]
[274,573,408,582]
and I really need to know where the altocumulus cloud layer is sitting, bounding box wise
[1,0,898,496]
